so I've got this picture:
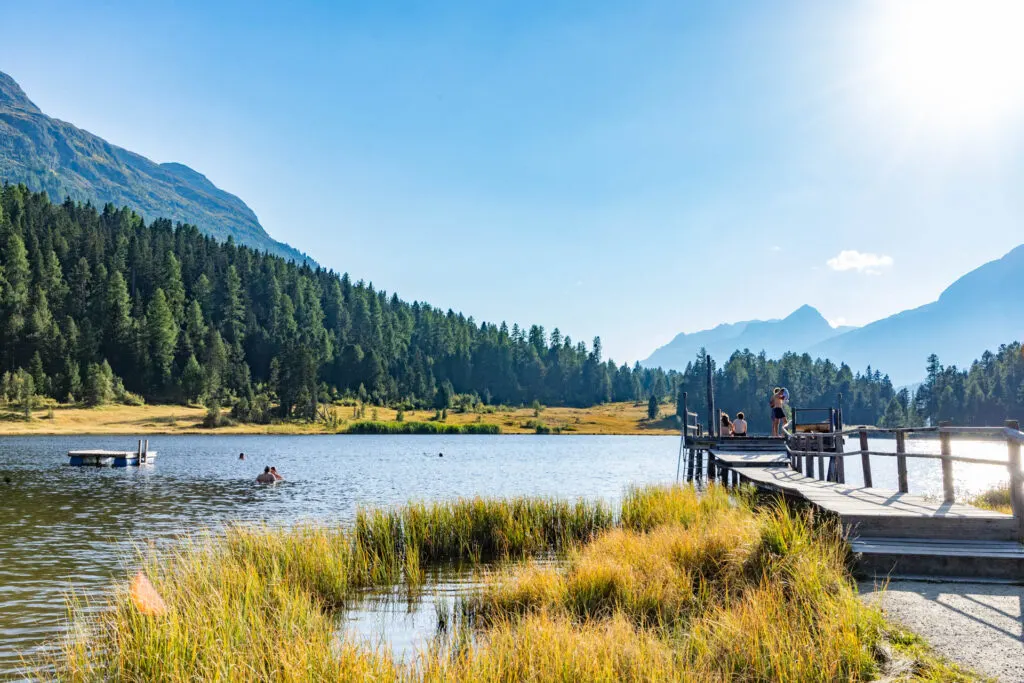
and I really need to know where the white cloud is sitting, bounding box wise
[827,317,847,328]
[826,250,894,274]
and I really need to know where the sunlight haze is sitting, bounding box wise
[3,0,1023,364]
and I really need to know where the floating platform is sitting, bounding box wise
[68,441,156,467]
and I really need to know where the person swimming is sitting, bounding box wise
[256,467,276,484]
[239,452,245,461]
[270,466,284,481]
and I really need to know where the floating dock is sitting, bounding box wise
[68,440,156,467]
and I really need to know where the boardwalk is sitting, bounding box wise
[682,423,1024,581]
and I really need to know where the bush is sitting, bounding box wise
[346,421,500,435]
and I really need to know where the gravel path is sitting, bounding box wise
[860,580,1024,682]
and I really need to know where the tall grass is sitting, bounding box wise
[46,485,975,682]
[969,483,1013,514]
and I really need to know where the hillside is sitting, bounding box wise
[0,187,677,415]
[643,305,851,370]
[0,71,309,264]
[809,243,1024,386]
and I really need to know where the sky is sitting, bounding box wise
[3,0,1024,364]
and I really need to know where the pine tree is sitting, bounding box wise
[648,394,659,420]
[180,354,205,404]
[146,288,178,384]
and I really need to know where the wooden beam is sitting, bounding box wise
[896,430,909,493]
[939,421,954,504]
[859,428,872,488]
[1007,420,1024,543]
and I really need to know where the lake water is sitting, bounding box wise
[0,433,1016,676]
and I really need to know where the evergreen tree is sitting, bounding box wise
[648,394,659,420]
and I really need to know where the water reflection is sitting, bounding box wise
[0,434,680,674]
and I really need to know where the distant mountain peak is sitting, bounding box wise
[0,72,40,114]
[784,304,826,323]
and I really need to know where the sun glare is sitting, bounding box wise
[862,0,1024,136]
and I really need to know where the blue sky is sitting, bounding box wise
[3,0,1024,364]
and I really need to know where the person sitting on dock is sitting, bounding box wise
[732,412,748,437]
[256,467,276,484]
[720,413,733,437]
[270,466,284,481]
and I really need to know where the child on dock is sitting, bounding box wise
[733,412,747,437]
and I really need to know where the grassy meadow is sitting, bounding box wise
[44,484,977,682]
[0,400,683,436]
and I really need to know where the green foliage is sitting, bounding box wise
[647,394,659,420]
[346,420,500,434]
[914,344,1024,425]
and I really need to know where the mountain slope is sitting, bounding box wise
[809,244,1024,386]
[0,71,309,264]
[644,305,851,369]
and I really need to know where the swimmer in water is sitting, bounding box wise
[256,467,276,484]
[270,466,284,481]
[239,452,245,460]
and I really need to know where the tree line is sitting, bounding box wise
[879,345,1024,428]
[0,185,682,418]
[1,185,1017,428]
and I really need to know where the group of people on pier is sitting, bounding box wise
[720,386,790,437]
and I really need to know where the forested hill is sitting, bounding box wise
[0,185,679,414]
[0,71,310,265]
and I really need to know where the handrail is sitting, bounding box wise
[783,420,1024,541]
[832,425,1024,442]
[784,444,1008,467]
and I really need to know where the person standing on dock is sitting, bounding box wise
[770,388,785,437]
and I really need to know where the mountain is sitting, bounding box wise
[643,305,852,370]
[808,243,1024,386]
[0,71,309,264]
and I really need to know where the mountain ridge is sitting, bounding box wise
[0,71,310,264]
[643,304,852,370]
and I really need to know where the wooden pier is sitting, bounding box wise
[678,361,1024,581]
[68,440,156,467]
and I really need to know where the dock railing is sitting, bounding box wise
[784,420,1024,542]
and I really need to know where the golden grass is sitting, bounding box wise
[0,401,681,435]
[44,486,977,682]
[969,483,1013,515]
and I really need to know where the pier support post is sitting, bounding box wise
[939,421,954,504]
[705,355,716,439]
[1006,420,1024,542]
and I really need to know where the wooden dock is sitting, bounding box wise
[679,373,1024,581]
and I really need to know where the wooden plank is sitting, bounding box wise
[709,451,789,468]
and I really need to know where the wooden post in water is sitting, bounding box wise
[835,428,845,484]
[859,429,872,488]
[939,421,954,504]
[705,355,716,439]
[1005,420,1023,542]
[816,434,825,481]
[896,430,909,493]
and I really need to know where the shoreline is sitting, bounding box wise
[0,401,684,437]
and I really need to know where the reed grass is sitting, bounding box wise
[969,483,1013,514]
[46,485,977,682]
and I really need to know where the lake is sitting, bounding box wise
[0,433,1015,676]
